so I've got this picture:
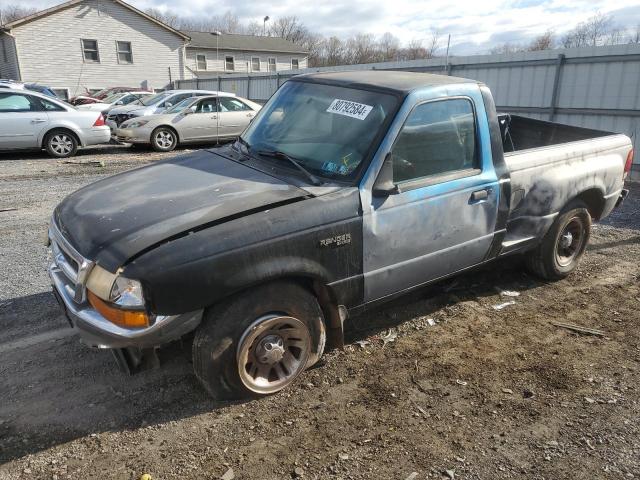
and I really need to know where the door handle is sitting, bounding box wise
[246,113,254,117]
[470,189,490,203]
[211,116,217,119]
[31,118,47,124]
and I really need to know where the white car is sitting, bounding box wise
[0,89,110,158]
[105,89,234,132]
[76,91,154,114]
[115,95,261,151]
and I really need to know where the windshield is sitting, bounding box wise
[165,97,197,114]
[136,92,171,106]
[241,81,398,181]
[102,92,124,104]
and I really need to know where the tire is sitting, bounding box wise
[192,281,326,400]
[44,130,78,158]
[150,127,178,152]
[525,201,591,281]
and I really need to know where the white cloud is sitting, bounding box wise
[16,0,640,54]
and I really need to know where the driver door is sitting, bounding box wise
[178,98,218,141]
[217,97,256,138]
[362,97,500,301]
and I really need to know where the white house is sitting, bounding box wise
[0,0,308,99]
[0,0,188,99]
[183,31,308,77]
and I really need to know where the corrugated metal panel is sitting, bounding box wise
[175,43,640,163]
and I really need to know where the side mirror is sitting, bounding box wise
[372,152,399,197]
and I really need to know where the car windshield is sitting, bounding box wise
[165,97,197,114]
[103,92,124,103]
[135,92,171,106]
[241,81,398,182]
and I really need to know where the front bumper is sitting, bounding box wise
[48,222,202,349]
[114,126,151,144]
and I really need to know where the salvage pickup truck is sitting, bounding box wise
[48,71,633,399]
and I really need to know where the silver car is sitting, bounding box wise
[0,89,110,158]
[115,95,261,152]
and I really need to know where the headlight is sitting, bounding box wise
[110,276,145,307]
[123,119,148,128]
[86,266,149,328]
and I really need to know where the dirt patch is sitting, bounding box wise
[0,149,639,479]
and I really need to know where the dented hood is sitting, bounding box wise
[54,150,309,271]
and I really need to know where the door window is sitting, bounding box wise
[392,98,478,183]
[218,97,251,112]
[37,97,65,112]
[0,92,39,112]
[195,98,218,113]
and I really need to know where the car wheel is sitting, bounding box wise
[151,127,177,152]
[525,201,591,281]
[192,281,326,400]
[45,130,78,158]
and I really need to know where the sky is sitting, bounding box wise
[12,0,640,54]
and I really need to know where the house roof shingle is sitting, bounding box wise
[184,31,307,54]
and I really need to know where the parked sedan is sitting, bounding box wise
[0,89,110,158]
[106,89,233,131]
[115,95,261,151]
[76,91,154,113]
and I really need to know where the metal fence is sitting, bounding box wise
[174,43,640,169]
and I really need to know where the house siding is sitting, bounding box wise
[0,34,20,80]
[186,48,307,76]
[10,0,185,97]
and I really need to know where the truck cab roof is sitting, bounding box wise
[292,70,477,95]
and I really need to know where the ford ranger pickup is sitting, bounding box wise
[48,71,633,399]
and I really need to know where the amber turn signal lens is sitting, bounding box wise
[87,290,149,328]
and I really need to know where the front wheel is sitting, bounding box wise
[525,202,591,281]
[192,281,326,400]
[150,127,177,152]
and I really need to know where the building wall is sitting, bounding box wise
[10,0,185,98]
[185,48,307,76]
[0,33,20,80]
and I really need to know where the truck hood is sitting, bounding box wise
[54,150,310,272]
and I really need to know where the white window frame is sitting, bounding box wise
[251,57,261,72]
[116,41,133,64]
[196,54,207,71]
[291,58,299,70]
[268,57,277,72]
[225,55,235,72]
[81,38,100,63]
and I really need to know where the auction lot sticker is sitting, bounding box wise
[326,99,373,120]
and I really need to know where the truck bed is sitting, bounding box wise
[498,115,630,254]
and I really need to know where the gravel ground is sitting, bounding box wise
[0,146,639,480]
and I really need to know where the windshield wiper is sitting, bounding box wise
[256,149,323,186]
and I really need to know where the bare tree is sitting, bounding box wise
[425,31,440,58]
[378,32,400,61]
[268,16,309,44]
[403,39,427,60]
[562,13,615,47]
[0,4,38,25]
[629,25,640,44]
[528,30,555,51]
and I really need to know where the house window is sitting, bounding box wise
[268,57,276,72]
[225,56,234,71]
[116,41,133,64]
[81,39,100,62]
[251,57,260,72]
[196,54,207,70]
[291,58,299,70]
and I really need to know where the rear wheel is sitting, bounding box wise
[151,127,177,152]
[525,202,591,280]
[45,130,78,158]
[192,281,325,400]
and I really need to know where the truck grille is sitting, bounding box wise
[49,218,94,304]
